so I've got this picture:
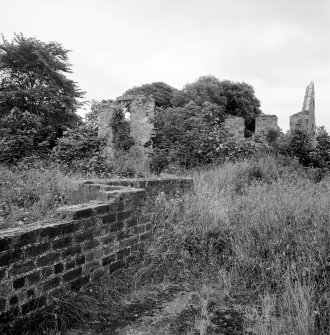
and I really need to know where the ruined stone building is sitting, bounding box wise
[97,95,156,162]
[224,116,245,139]
[224,114,279,140]
[255,115,278,135]
[290,81,316,139]
[97,81,315,161]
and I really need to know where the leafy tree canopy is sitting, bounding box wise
[0,33,85,162]
[0,33,84,134]
[182,75,227,107]
[172,75,261,125]
[151,101,228,170]
[123,81,175,108]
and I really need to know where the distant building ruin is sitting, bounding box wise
[97,95,156,162]
[255,114,279,135]
[97,81,316,163]
[224,116,245,139]
[290,81,316,139]
[97,100,117,159]
[224,113,279,140]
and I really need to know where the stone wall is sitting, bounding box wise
[129,96,156,160]
[66,177,192,205]
[97,95,156,162]
[224,116,245,139]
[97,100,117,159]
[255,115,278,135]
[0,178,193,326]
[290,82,316,140]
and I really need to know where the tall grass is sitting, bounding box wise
[0,164,78,229]
[136,155,330,334]
[1,155,328,334]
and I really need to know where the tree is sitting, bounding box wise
[310,126,330,168]
[173,76,261,130]
[123,82,175,108]
[220,80,261,132]
[0,33,84,159]
[183,75,227,107]
[151,101,228,171]
[288,121,313,166]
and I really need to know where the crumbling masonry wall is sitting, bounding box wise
[224,116,245,139]
[290,81,316,139]
[97,95,156,161]
[0,178,193,327]
[255,115,278,135]
[97,100,117,159]
[128,96,156,160]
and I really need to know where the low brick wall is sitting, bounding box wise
[0,178,193,327]
[66,177,193,205]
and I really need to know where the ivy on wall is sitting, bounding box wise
[111,105,134,152]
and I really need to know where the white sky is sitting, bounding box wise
[2,0,330,131]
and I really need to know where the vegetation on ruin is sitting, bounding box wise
[0,34,330,334]
[6,156,329,335]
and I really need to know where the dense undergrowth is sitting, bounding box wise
[130,155,329,334]
[0,154,153,230]
[4,155,328,335]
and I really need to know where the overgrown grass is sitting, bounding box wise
[0,163,78,229]
[2,155,329,334]
[132,155,330,334]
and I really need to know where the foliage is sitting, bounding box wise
[123,81,175,108]
[220,79,261,127]
[0,108,56,164]
[151,101,228,171]
[310,126,330,168]
[137,156,329,334]
[287,122,313,166]
[51,125,107,174]
[173,76,261,127]
[111,105,134,151]
[182,75,227,108]
[0,163,76,229]
[0,33,84,161]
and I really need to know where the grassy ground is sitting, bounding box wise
[0,153,154,230]
[0,163,79,229]
[2,155,329,334]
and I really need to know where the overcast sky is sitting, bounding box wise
[2,0,329,131]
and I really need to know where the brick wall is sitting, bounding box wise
[66,177,193,205]
[0,178,193,326]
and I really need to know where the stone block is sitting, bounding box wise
[27,271,41,285]
[13,276,25,289]
[117,248,130,260]
[54,263,64,274]
[37,253,60,268]
[63,267,82,282]
[0,239,9,252]
[62,245,81,258]
[110,221,124,233]
[76,255,85,266]
[43,276,61,292]
[25,243,50,257]
[10,260,35,276]
[101,213,117,225]
[102,254,116,266]
[52,236,72,250]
